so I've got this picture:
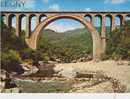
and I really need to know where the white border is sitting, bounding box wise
[0,93,130,99]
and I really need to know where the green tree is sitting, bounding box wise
[107,20,130,60]
[1,50,24,74]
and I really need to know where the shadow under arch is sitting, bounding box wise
[26,14,102,61]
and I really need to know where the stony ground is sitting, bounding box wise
[15,60,130,93]
[15,77,113,93]
[54,60,130,92]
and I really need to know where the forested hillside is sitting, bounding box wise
[38,28,93,62]
[106,21,130,60]
[1,21,130,73]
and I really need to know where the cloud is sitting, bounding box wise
[46,23,83,32]
[111,0,127,4]
[23,0,36,10]
[84,8,92,11]
[104,0,129,4]
[48,4,60,11]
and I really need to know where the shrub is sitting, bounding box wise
[1,50,24,74]
[107,20,130,60]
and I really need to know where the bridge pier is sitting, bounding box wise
[26,15,30,38]
[111,15,115,31]
[121,15,126,25]
[101,15,106,54]
[91,15,95,25]
[16,15,20,37]
[36,14,40,25]
[5,14,9,27]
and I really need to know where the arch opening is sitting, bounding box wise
[29,15,37,33]
[19,14,26,32]
[115,15,123,28]
[105,15,112,33]
[84,15,92,23]
[125,15,130,21]
[1,15,6,24]
[8,14,16,28]
[39,14,47,22]
[37,18,93,62]
[94,15,102,34]
[35,16,94,48]
[26,15,102,61]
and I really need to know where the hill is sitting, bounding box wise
[38,28,93,62]
[37,26,112,62]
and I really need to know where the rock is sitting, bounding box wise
[55,59,62,63]
[0,70,7,91]
[22,66,39,76]
[72,82,94,89]
[1,88,20,93]
[38,61,44,66]
[76,72,94,79]
[38,61,55,67]
[36,63,56,77]
[72,60,77,63]
[48,61,58,64]
[58,68,77,78]
[117,60,130,66]
[71,81,113,93]
[0,69,21,93]
[20,63,39,76]
[20,63,30,71]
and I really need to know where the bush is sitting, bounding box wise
[107,20,130,60]
[1,50,24,74]
[20,48,34,60]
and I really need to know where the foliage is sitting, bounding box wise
[1,23,28,51]
[37,28,93,62]
[0,23,26,73]
[1,20,130,74]
[1,49,24,74]
[107,20,130,60]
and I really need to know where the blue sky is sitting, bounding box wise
[1,0,130,32]
[1,0,130,11]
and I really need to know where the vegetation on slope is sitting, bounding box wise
[1,20,130,73]
[38,28,93,62]
[106,21,130,60]
[1,23,26,73]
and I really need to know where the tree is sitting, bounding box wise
[107,20,130,60]
[1,50,24,74]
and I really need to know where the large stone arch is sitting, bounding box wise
[26,14,102,61]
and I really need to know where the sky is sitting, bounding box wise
[1,0,130,32]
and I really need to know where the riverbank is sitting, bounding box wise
[15,60,130,93]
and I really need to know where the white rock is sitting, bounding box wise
[58,68,77,78]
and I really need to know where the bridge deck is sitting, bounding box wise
[1,11,130,14]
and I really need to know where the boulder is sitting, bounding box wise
[20,63,39,76]
[35,62,56,77]
[58,68,77,78]
[0,69,21,93]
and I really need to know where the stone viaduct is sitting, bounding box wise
[1,11,130,61]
